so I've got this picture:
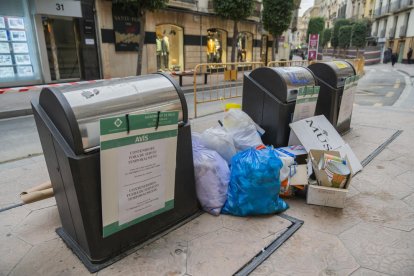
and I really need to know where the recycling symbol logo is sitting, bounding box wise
[114,118,123,128]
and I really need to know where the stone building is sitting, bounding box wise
[371,0,414,63]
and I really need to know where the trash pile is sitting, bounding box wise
[192,110,361,215]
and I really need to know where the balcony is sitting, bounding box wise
[399,25,407,37]
[390,0,414,12]
[372,29,378,36]
[168,0,197,10]
[374,4,391,17]
[389,27,396,38]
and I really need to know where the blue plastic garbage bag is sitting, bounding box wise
[192,133,230,216]
[221,146,288,216]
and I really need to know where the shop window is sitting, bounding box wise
[206,28,227,63]
[237,32,253,62]
[0,0,41,86]
[155,24,183,71]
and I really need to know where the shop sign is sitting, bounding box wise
[34,0,82,18]
[112,3,140,52]
[100,111,179,237]
[307,33,319,61]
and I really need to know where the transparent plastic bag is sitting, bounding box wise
[200,126,237,163]
[192,134,230,216]
[221,146,288,216]
[223,109,264,151]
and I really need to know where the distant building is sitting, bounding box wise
[371,0,414,63]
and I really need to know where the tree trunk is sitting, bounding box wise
[231,20,238,63]
[136,10,146,76]
[272,37,277,61]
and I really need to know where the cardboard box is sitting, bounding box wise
[306,150,353,208]
[275,146,308,164]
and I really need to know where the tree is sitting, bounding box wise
[332,19,350,50]
[213,0,254,63]
[306,17,325,43]
[113,0,167,75]
[351,21,367,54]
[322,28,332,48]
[338,25,352,49]
[262,0,295,60]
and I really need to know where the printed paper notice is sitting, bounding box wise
[100,111,179,237]
[337,76,358,127]
[117,141,167,225]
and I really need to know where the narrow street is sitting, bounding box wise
[1,63,412,164]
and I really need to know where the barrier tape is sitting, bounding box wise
[0,78,121,94]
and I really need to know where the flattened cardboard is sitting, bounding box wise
[290,165,308,186]
[289,115,362,174]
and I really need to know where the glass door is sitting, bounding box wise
[42,17,81,81]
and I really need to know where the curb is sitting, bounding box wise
[396,69,414,77]
[0,108,33,120]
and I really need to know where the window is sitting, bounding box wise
[237,32,253,62]
[155,24,184,71]
[206,28,227,63]
[0,0,41,86]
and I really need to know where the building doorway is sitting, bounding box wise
[42,17,81,81]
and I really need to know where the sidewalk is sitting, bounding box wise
[1,103,414,275]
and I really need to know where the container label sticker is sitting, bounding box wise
[332,61,348,69]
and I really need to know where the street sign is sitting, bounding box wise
[100,111,179,237]
[308,34,319,61]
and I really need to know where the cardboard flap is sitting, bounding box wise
[290,115,362,174]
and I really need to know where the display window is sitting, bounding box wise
[155,24,184,71]
[237,32,253,62]
[206,28,227,63]
[0,0,41,86]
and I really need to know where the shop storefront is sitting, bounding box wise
[237,32,253,62]
[0,0,42,87]
[0,0,99,88]
[155,24,184,71]
[206,28,227,63]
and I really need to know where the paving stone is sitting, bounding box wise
[0,205,30,236]
[168,213,223,242]
[14,206,60,245]
[0,234,32,276]
[343,125,397,146]
[340,223,414,276]
[10,238,91,276]
[258,226,360,276]
[351,164,414,200]
[187,228,265,276]
[403,192,414,208]
[98,235,187,276]
[284,198,362,235]
[346,194,414,231]
[222,214,291,241]
[351,267,390,276]
[23,197,56,212]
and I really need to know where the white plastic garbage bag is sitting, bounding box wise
[223,109,264,151]
[192,133,230,216]
[200,126,237,163]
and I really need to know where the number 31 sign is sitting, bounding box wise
[35,0,82,18]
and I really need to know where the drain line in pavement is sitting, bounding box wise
[360,129,403,168]
[234,214,304,276]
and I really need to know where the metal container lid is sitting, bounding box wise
[249,66,316,103]
[308,60,355,88]
[38,73,186,154]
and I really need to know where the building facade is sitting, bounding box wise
[0,0,300,87]
[371,0,413,63]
